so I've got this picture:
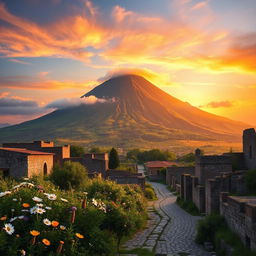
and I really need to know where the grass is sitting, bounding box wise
[176,196,201,216]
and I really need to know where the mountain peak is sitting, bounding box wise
[81,73,155,99]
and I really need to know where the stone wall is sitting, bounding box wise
[67,153,108,176]
[166,166,195,188]
[243,128,256,170]
[205,172,247,215]
[220,193,256,251]
[195,149,232,185]
[192,176,205,212]
[0,150,28,178]
[106,170,145,189]
[27,155,53,177]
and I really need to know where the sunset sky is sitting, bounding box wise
[0,0,256,125]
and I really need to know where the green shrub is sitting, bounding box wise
[176,196,200,216]
[50,161,88,190]
[246,169,256,194]
[196,214,226,244]
[144,183,157,200]
[70,145,85,157]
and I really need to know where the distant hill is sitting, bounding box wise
[0,123,10,128]
[0,75,248,152]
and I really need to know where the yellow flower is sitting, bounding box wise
[51,220,59,227]
[22,203,30,208]
[42,238,51,246]
[75,233,84,239]
[0,216,7,221]
[30,230,40,236]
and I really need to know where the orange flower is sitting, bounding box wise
[75,233,84,239]
[42,238,51,246]
[0,216,7,221]
[30,230,40,236]
[51,221,59,227]
[22,203,30,208]
[60,241,64,244]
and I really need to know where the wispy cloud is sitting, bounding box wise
[199,100,236,109]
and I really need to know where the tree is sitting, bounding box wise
[50,161,88,190]
[109,148,120,169]
[70,145,85,157]
[89,147,102,153]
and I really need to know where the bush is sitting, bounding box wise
[0,176,147,256]
[196,214,256,256]
[196,214,226,244]
[144,183,157,200]
[246,169,256,194]
[176,196,200,216]
[70,145,85,157]
[50,161,88,190]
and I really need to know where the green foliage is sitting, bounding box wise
[196,214,226,244]
[89,147,103,153]
[108,148,120,169]
[144,183,157,200]
[196,214,256,256]
[246,169,256,194]
[0,176,147,256]
[50,161,88,190]
[176,153,195,163]
[70,145,85,157]
[176,196,200,216]
[127,148,176,163]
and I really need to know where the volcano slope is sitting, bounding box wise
[0,75,248,150]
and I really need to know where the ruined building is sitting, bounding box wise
[0,140,145,188]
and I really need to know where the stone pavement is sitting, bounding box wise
[124,182,211,256]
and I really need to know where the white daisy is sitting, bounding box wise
[4,223,15,235]
[60,198,68,202]
[12,198,18,201]
[30,206,38,214]
[36,203,44,207]
[35,208,46,214]
[32,196,43,203]
[21,209,29,212]
[43,218,51,226]
[47,194,57,200]
[18,216,24,219]
[45,206,52,210]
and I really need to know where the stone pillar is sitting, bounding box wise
[181,174,185,199]
[184,174,192,201]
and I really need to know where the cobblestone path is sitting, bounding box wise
[124,182,211,256]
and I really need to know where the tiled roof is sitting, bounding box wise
[0,147,54,155]
[145,161,176,168]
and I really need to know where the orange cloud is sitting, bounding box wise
[0,75,96,90]
[0,1,255,74]
[200,100,236,109]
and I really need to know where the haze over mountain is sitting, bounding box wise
[0,75,248,151]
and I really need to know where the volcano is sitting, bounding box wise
[0,75,248,150]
